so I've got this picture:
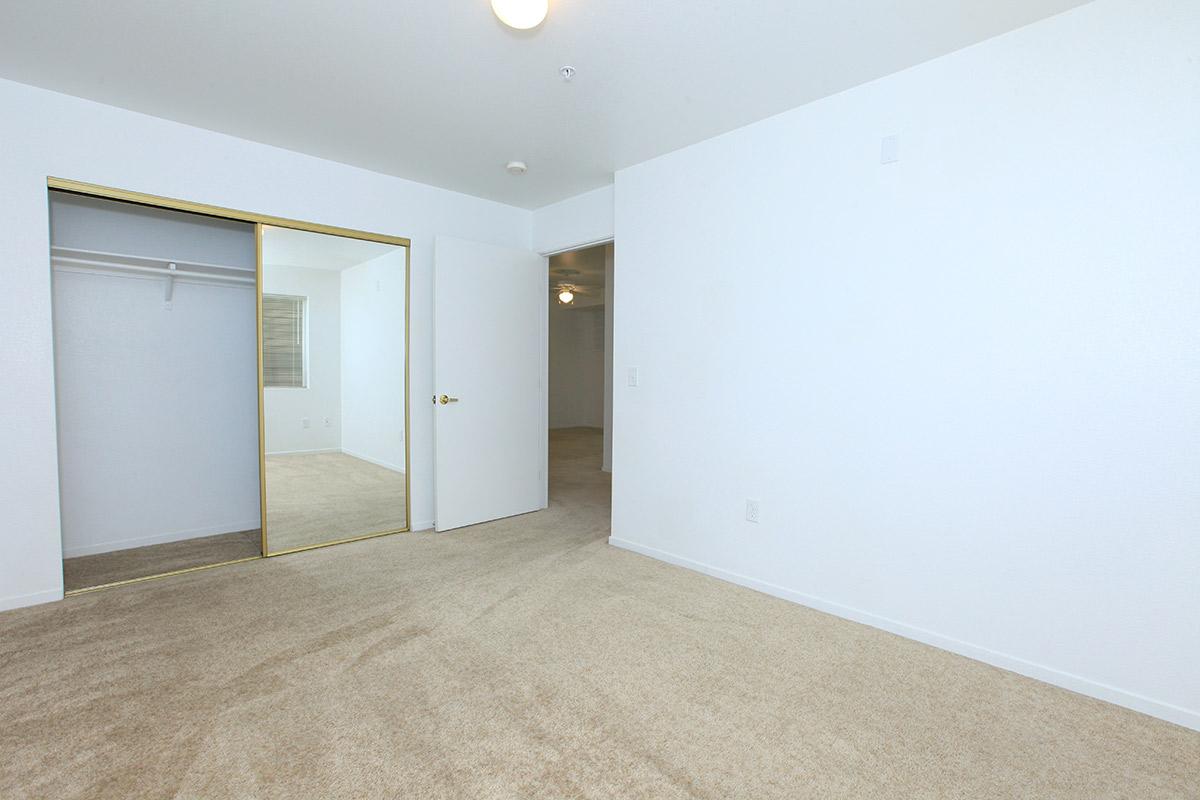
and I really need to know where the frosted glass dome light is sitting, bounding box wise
[557,289,575,304]
[491,0,549,30]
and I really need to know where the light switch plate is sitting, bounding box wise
[881,134,900,165]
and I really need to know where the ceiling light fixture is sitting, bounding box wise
[506,160,528,175]
[491,0,549,30]
[557,287,575,305]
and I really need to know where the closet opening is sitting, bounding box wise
[50,189,262,593]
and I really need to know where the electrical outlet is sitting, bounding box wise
[745,499,761,524]
[627,367,639,387]
[302,417,310,429]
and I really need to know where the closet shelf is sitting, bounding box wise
[50,246,256,288]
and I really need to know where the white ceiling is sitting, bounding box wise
[0,1,1088,209]
[262,225,400,271]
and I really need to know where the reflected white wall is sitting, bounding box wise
[341,249,407,472]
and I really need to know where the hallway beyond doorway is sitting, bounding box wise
[548,426,609,509]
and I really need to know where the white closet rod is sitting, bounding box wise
[51,255,255,285]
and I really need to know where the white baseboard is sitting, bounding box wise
[63,520,262,559]
[341,448,406,473]
[267,447,406,473]
[411,519,435,532]
[608,537,1200,733]
[0,587,64,612]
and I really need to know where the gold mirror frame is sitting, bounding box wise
[47,177,412,589]
[256,224,412,555]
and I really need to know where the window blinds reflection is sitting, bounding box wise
[262,294,305,388]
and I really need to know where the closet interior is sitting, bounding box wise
[49,181,412,594]
[50,190,261,592]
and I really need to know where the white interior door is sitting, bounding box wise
[434,236,547,531]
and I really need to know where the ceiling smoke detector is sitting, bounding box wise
[506,161,528,175]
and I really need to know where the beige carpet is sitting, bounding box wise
[1,427,1195,798]
[62,529,261,593]
[265,452,407,553]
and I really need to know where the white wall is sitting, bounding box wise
[263,265,342,455]
[52,272,259,557]
[533,185,614,256]
[50,191,257,266]
[51,193,259,557]
[611,0,1200,731]
[341,249,407,472]
[549,304,605,430]
[0,77,530,611]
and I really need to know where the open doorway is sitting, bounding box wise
[547,243,613,506]
[429,234,611,531]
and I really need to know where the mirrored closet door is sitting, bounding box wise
[49,178,411,591]
[260,225,410,555]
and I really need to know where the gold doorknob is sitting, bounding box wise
[438,394,459,404]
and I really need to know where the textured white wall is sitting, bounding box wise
[262,264,342,456]
[50,192,260,557]
[52,272,260,557]
[611,0,1200,729]
[50,191,256,267]
[0,77,530,610]
[532,185,614,255]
